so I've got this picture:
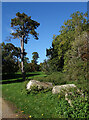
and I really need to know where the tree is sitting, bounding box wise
[40,59,50,73]
[64,31,89,91]
[46,11,88,72]
[24,57,30,72]
[31,52,39,71]
[10,12,40,80]
[2,42,19,74]
[31,52,39,64]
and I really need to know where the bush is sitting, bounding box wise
[33,72,67,85]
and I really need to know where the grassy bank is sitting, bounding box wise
[2,72,89,118]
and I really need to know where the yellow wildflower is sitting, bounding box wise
[42,114,43,116]
[21,111,24,113]
[29,115,31,118]
[16,115,18,116]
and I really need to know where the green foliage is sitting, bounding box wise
[57,97,89,118]
[56,88,89,118]
[24,62,40,72]
[2,42,19,74]
[64,31,89,93]
[32,52,39,64]
[34,72,66,85]
[24,57,30,72]
[39,59,50,73]
[28,52,40,72]
[10,12,40,79]
[44,11,89,95]
[26,85,39,94]
[24,56,40,73]
[46,11,88,73]
[24,52,40,73]
[11,12,40,41]
[26,85,52,94]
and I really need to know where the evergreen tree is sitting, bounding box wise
[11,12,40,79]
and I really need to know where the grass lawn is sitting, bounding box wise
[2,81,60,118]
[2,72,89,118]
[2,72,46,84]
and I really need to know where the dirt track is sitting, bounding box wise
[0,97,28,119]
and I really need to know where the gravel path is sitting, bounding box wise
[0,97,28,119]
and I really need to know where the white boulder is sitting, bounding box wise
[52,84,76,94]
[26,80,53,91]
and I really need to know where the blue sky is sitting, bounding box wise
[2,2,87,64]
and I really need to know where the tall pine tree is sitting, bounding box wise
[11,12,40,80]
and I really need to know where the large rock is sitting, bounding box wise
[52,84,76,94]
[26,80,53,91]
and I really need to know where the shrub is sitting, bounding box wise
[33,72,66,85]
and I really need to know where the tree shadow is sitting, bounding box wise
[1,73,40,84]
[1,78,25,84]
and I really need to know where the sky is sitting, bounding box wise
[2,2,87,64]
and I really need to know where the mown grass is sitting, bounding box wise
[2,81,61,118]
[2,72,46,84]
[2,72,89,118]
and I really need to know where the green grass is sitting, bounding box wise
[2,81,61,118]
[2,72,46,83]
[2,72,89,118]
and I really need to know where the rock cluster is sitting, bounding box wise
[26,80,81,107]
[26,80,76,93]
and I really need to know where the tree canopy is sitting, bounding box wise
[31,52,39,64]
[46,11,89,72]
[2,42,20,74]
[11,12,40,42]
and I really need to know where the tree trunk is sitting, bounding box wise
[21,35,25,80]
[17,57,21,71]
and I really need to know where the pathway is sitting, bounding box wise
[0,97,28,119]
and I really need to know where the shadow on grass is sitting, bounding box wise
[2,73,40,80]
[1,78,26,84]
[1,73,40,84]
